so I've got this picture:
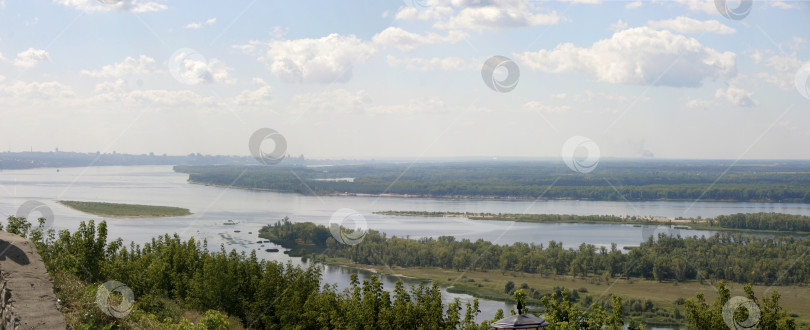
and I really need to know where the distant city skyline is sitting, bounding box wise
[1,0,809,159]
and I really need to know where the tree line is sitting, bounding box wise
[261,219,810,285]
[176,162,810,203]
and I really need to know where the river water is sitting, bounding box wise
[2,165,809,324]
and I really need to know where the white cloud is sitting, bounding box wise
[170,50,235,85]
[185,17,216,29]
[749,39,808,90]
[81,55,158,78]
[395,0,560,31]
[558,0,601,3]
[234,83,272,107]
[0,0,5,8]
[648,16,735,35]
[54,0,167,13]
[685,98,715,109]
[237,33,377,84]
[435,1,560,31]
[395,5,454,21]
[669,0,717,14]
[516,27,736,87]
[372,27,467,52]
[550,93,567,99]
[14,48,50,69]
[0,80,75,99]
[386,55,468,71]
[609,19,627,31]
[0,75,5,82]
[771,1,796,9]
[626,1,642,9]
[523,101,570,113]
[715,86,757,107]
[0,52,5,62]
[94,79,127,93]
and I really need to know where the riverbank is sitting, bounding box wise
[375,211,810,235]
[58,201,192,218]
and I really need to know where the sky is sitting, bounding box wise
[0,0,809,160]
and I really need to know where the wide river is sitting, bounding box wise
[2,165,810,324]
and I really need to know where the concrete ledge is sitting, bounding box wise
[0,231,67,329]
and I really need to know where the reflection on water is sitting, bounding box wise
[1,165,807,327]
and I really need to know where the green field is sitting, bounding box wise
[59,201,191,218]
[327,258,810,327]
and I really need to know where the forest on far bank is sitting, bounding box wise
[176,160,810,203]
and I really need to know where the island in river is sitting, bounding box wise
[59,201,192,218]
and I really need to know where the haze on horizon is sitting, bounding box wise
[1,0,809,160]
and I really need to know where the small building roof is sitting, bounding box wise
[492,314,550,329]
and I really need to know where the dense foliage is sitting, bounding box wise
[261,219,810,285]
[685,281,795,329]
[4,216,493,329]
[176,160,810,202]
[713,213,810,232]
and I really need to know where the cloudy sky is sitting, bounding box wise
[0,0,808,159]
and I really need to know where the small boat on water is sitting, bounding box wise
[234,230,241,233]
[265,248,279,252]
[224,220,240,225]
[260,245,265,247]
